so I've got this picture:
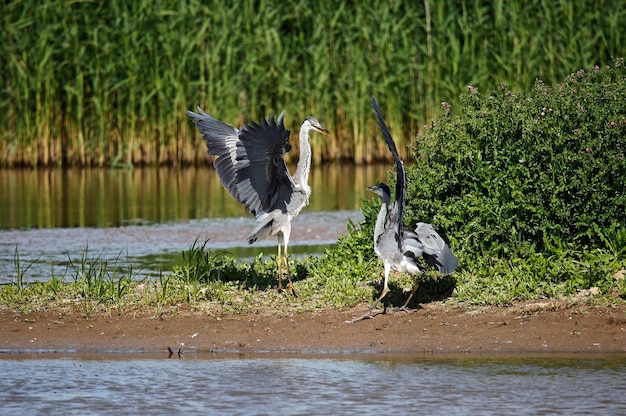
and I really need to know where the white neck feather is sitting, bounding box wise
[293,122,312,195]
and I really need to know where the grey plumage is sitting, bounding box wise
[187,107,329,293]
[351,97,457,321]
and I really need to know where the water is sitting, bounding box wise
[0,211,362,284]
[1,165,387,229]
[1,354,625,415]
[0,165,387,284]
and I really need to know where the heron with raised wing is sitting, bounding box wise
[187,107,329,294]
[352,97,458,322]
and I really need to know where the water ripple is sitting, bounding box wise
[1,355,625,415]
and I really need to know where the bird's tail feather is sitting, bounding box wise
[248,221,270,244]
[247,213,277,244]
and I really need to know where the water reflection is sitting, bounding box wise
[0,355,625,415]
[0,165,388,283]
[1,164,389,230]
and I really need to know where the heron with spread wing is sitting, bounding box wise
[352,97,458,322]
[187,107,329,294]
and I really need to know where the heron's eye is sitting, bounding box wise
[284,144,292,153]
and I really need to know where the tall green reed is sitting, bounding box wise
[1,0,624,167]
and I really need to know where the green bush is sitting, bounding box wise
[406,58,626,257]
[328,59,626,304]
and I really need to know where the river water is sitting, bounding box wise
[0,165,386,284]
[1,353,625,415]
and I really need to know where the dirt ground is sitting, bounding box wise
[1,301,625,356]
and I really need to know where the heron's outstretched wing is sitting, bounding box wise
[238,112,294,216]
[407,222,458,275]
[371,96,406,246]
[187,107,294,218]
[186,107,242,200]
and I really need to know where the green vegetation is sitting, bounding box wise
[2,0,625,166]
[0,240,379,317]
[403,59,626,304]
[2,62,625,316]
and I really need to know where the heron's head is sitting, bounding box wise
[304,117,330,136]
[367,183,391,199]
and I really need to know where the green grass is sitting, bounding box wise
[0,241,372,317]
[1,0,625,166]
[2,232,625,319]
[452,247,626,306]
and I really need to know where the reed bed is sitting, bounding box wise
[1,0,624,167]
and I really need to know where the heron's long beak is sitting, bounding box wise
[317,125,330,136]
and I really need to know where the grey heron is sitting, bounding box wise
[187,107,329,294]
[352,97,458,322]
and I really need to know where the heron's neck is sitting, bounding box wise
[374,200,388,240]
[293,125,312,193]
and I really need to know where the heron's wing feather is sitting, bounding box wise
[401,227,424,256]
[371,96,406,244]
[237,111,295,216]
[186,108,243,203]
[387,200,404,249]
[412,222,459,275]
[413,223,446,253]
[187,108,294,217]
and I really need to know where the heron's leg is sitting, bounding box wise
[367,285,389,313]
[283,239,298,297]
[400,279,420,311]
[276,235,284,291]
[284,241,292,285]
[349,264,391,323]
[278,227,296,296]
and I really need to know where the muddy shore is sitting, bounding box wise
[2,301,625,356]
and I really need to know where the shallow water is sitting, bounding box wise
[0,165,386,284]
[0,211,362,284]
[1,354,625,415]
